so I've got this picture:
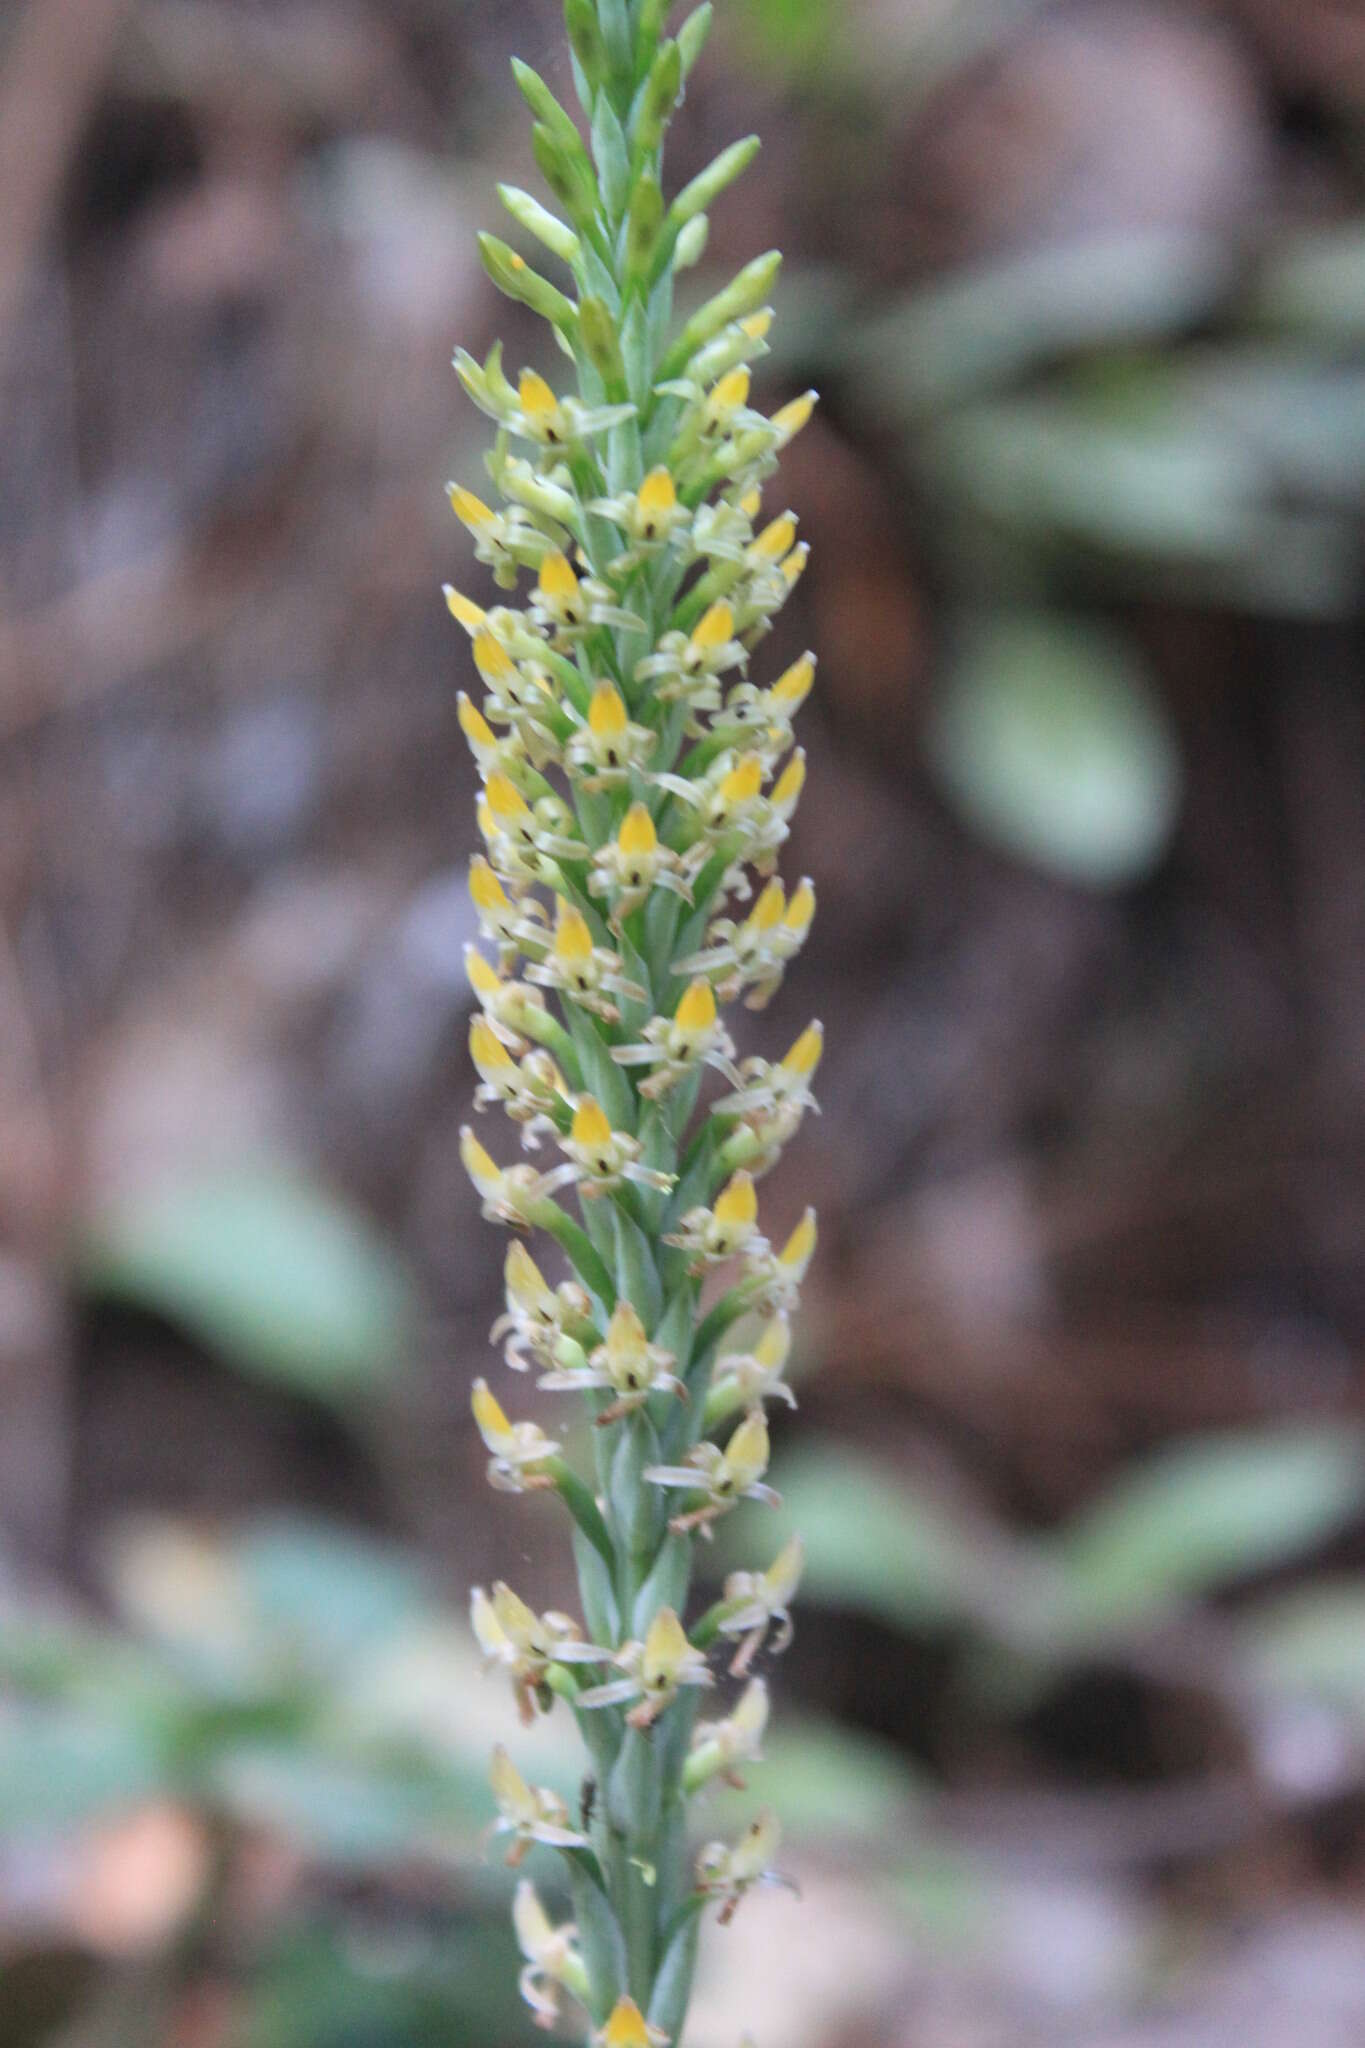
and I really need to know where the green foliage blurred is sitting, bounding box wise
[3,0,1365,2039]
[763,1426,1365,1688]
[9,1170,1365,2042]
[81,1174,418,1409]
[829,217,1365,882]
[738,0,832,74]
[927,613,1181,887]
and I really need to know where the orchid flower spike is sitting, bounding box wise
[452,7,820,2038]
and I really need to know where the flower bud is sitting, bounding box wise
[479,233,578,335]
[678,2,714,77]
[564,0,607,86]
[579,294,625,386]
[497,184,581,267]
[635,39,682,154]
[530,122,598,226]
[670,136,760,228]
[627,178,665,282]
[675,214,709,270]
[661,250,783,376]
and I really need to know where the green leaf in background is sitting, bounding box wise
[1177,350,1365,512]
[0,1706,167,1836]
[79,1171,418,1406]
[0,1611,182,1719]
[1252,224,1365,344]
[931,399,1264,565]
[708,1712,923,1841]
[752,1444,998,1629]
[1048,1425,1365,1640]
[739,0,833,71]
[851,230,1231,418]
[245,1920,524,2048]
[236,1519,427,1672]
[923,388,1361,616]
[747,1428,1365,1682]
[1243,1582,1365,1717]
[211,1744,479,1864]
[927,611,1182,888]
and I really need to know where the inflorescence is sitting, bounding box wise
[455,6,818,2042]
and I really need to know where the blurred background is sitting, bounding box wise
[3,0,1365,2041]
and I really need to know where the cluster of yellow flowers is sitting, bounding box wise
[452,6,818,2043]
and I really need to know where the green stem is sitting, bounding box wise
[549,1459,616,1571]
[536,1204,618,1308]
[689,1595,741,1651]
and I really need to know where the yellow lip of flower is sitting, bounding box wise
[571,1096,614,1150]
[604,1299,648,1348]
[635,468,681,543]
[470,1017,516,1073]
[741,311,773,342]
[714,1170,758,1230]
[675,978,717,1033]
[783,877,815,932]
[691,601,734,653]
[489,1742,537,1821]
[513,1879,585,1987]
[462,1130,505,1196]
[601,1997,657,2048]
[472,1376,513,1447]
[618,802,657,857]
[749,878,786,931]
[724,1409,771,1488]
[642,1606,693,1687]
[781,542,810,588]
[771,389,817,442]
[730,1808,782,1881]
[720,754,764,805]
[450,485,497,529]
[539,549,580,601]
[444,586,487,633]
[753,1318,792,1373]
[486,772,533,824]
[719,1533,805,1654]
[554,899,595,964]
[474,631,515,684]
[733,1673,770,1737]
[470,1584,510,1660]
[773,753,806,806]
[688,1675,770,1787]
[751,513,797,561]
[519,369,559,418]
[458,693,497,751]
[780,1207,817,1270]
[765,1533,806,1606]
[465,946,503,999]
[491,1580,542,1645]
[639,466,677,514]
[709,366,751,416]
[588,682,629,739]
[739,486,762,519]
[477,798,495,843]
[512,1877,556,1960]
[782,1021,824,1079]
[773,652,816,711]
[602,1301,652,1383]
[506,1238,552,1309]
